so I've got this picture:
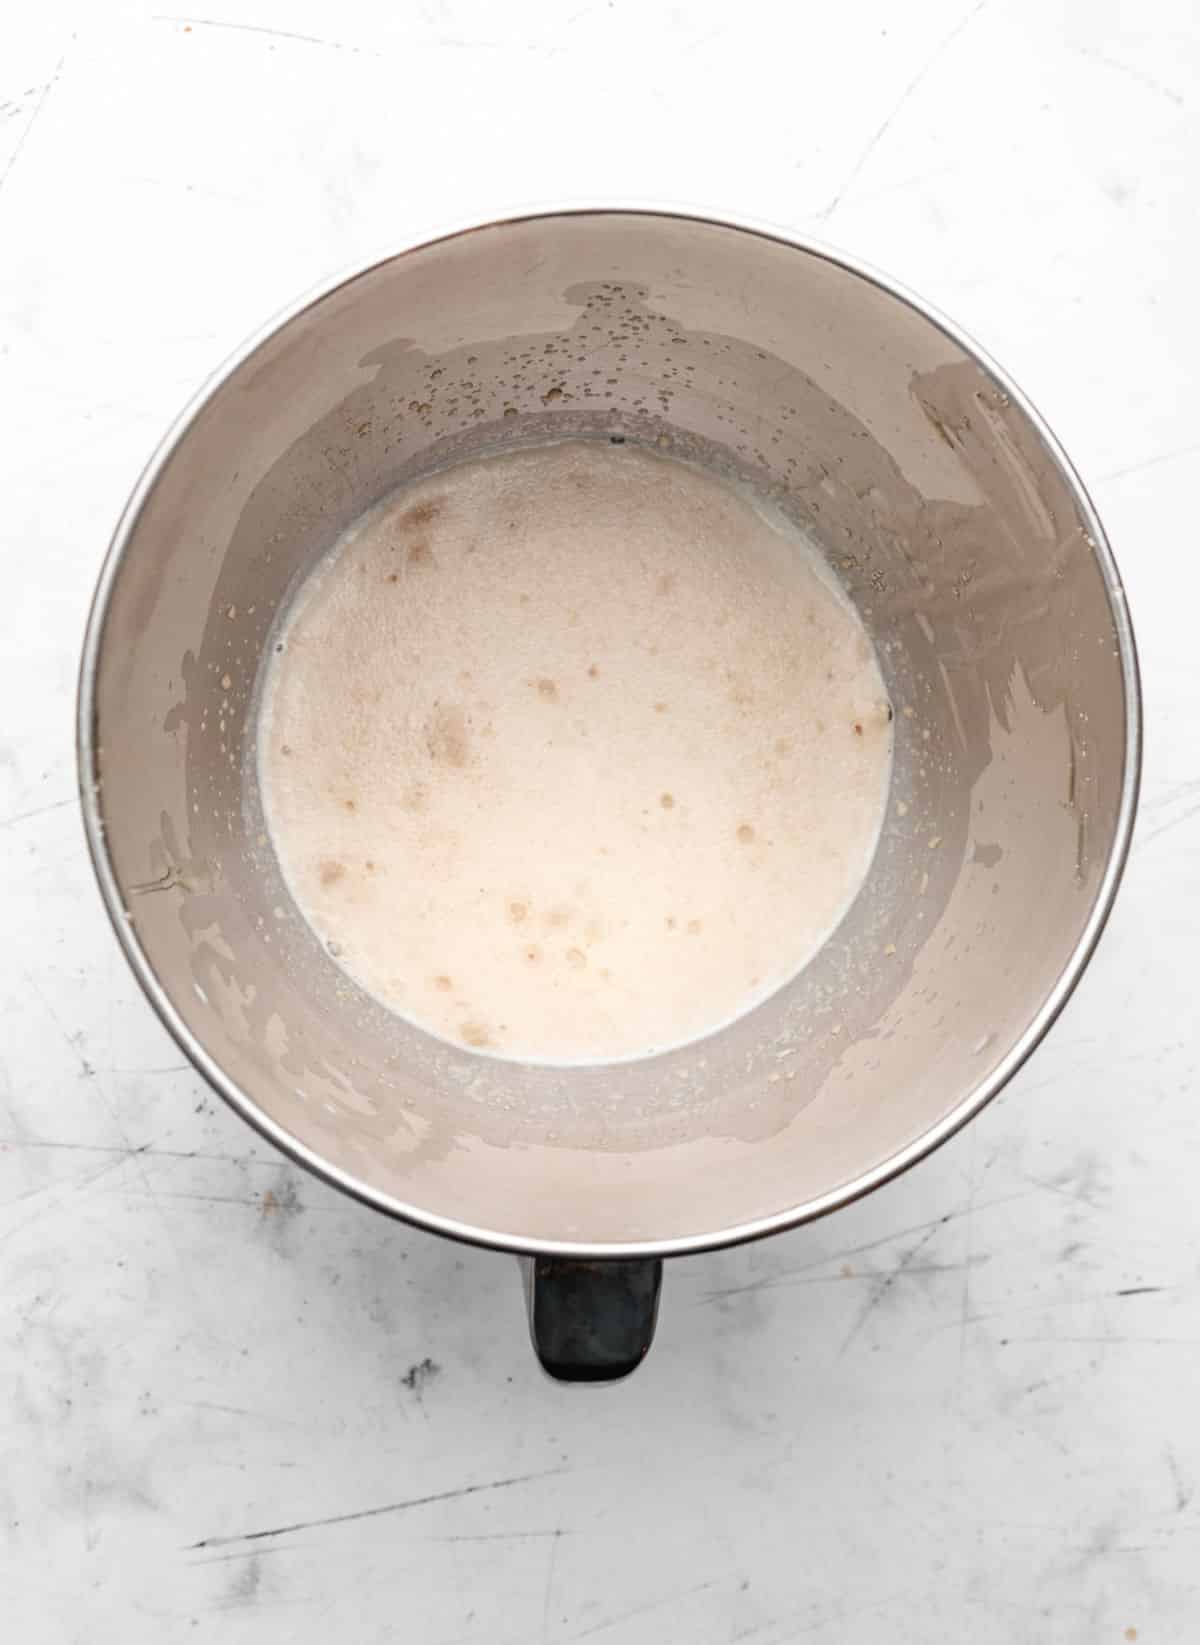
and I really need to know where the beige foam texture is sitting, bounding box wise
[259,441,891,1063]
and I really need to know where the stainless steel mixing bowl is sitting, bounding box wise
[79,209,1140,1379]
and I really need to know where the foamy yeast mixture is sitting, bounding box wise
[259,441,892,1063]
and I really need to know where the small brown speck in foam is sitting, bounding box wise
[566,947,587,969]
[687,919,703,935]
[737,824,755,844]
[433,974,453,991]
[407,540,433,567]
[461,1022,490,1047]
[654,702,669,714]
[508,900,529,923]
[533,678,559,702]
[524,945,542,964]
[319,859,345,886]
[660,793,674,809]
[425,703,470,767]
[656,573,676,596]
[343,798,357,812]
[281,744,293,757]
[400,497,444,531]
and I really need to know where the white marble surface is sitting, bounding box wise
[2,2,1197,1639]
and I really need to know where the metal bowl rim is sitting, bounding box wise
[76,202,1143,1260]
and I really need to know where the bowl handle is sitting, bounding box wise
[523,1256,662,1383]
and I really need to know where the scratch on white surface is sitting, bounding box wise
[697,1187,1036,1304]
[1,1151,151,1257]
[822,161,958,208]
[125,1189,272,1209]
[995,1334,1200,1348]
[23,972,105,1085]
[107,1064,192,1075]
[154,13,558,57]
[0,794,75,830]
[189,1545,301,1567]
[1022,1168,1105,1212]
[1098,439,1200,483]
[701,1257,977,1305]
[182,1398,308,1431]
[153,15,379,56]
[837,1223,941,1356]
[569,1578,718,1641]
[677,21,731,60]
[817,0,988,221]
[22,969,212,1307]
[189,1466,568,1549]
[730,1591,907,1642]
[0,1136,267,1167]
[957,1123,979,1383]
[2,1143,147,1214]
[541,1526,562,1642]
[952,1285,1172,1330]
[1165,1447,1193,1513]
[1149,777,1200,814]
[1071,45,1185,109]
[1139,796,1200,848]
[123,171,262,213]
[0,48,67,197]
[426,1528,571,1543]
[1142,776,1200,815]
